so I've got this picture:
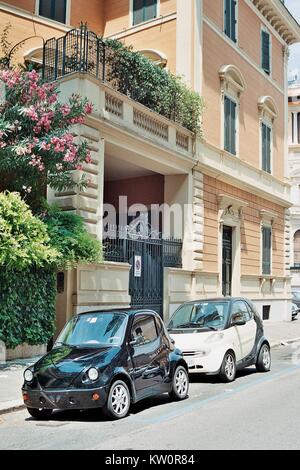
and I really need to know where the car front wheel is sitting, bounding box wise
[27,407,53,420]
[103,380,131,420]
[169,365,189,401]
[256,344,271,372]
[219,351,236,383]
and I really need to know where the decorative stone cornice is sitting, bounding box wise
[251,0,300,45]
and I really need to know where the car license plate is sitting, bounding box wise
[186,358,195,368]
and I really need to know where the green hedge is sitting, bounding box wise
[0,268,56,349]
[105,39,204,135]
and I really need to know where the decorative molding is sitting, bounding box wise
[260,209,278,225]
[258,95,279,122]
[219,64,247,99]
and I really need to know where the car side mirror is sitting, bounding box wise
[231,313,246,327]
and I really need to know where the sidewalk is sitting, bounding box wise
[1,320,300,415]
[0,357,40,415]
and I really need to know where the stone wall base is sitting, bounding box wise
[6,344,47,361]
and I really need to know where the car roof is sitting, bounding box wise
[182,297,250,305]
[77,308,159,318]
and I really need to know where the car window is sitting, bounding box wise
[168,302,230,330]
[131,315,158,345]
[231,301,251,322]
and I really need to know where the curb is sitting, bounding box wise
[0,403,25,416]
[270,336,300,349]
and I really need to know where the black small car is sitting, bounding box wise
[22,309,189,420]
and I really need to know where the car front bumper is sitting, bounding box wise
[22,385,109,410]
[183,354,221,375]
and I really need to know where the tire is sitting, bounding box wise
[169,365,189,401]
[219,351,236,383]
[27,407,53,420]
[103,380,131,420]
[256,343,271,373]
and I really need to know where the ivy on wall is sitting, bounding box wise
[0,268,56,349]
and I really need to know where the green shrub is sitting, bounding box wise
[0,192,59,270]
[105,39,205,135]
[40,204,103,269]
[0,268,56,349]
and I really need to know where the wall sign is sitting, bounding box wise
[134,256,142,278]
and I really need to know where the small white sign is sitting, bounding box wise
[134,256,142,278]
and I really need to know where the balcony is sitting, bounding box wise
[42,24,199,157]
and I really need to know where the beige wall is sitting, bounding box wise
[202,22,285,181]
[203,175,285,277]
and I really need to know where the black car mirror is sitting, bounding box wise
[231,313,246,327]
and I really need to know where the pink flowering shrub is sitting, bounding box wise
[0,68,93,195]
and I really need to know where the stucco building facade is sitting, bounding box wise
[1,0,299,326]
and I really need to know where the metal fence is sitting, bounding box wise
[43,24,106,82]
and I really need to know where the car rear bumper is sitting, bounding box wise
[22,386,108,410]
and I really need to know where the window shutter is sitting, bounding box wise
[231,0,237,42]
[262,30,270,74]
[262,123,271,173]
[133,0,144,25]
[266,126,271,173]
[262,227,272,275]
[225,0,231,38]
[144,0,157,22]
[231,100,236,155]
[224,96,230,152]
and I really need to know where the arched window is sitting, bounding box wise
[140,49,167,68]
[24,48,44,73]
[294,230,300,266]
[219,65,246,156]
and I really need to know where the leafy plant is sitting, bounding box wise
[0,192,59,270]
[40,203,103,269]
[105,39,205,135]
[0,268,56,349]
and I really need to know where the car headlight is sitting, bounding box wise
[24,369,34,383]
[87,368,99,381]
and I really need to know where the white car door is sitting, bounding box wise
[231,301,257,360]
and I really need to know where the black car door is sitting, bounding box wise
[129,314,167,393]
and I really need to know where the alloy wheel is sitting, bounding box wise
[262,345,271,369]
[175,369,188,398]
[111,384,129,416]
[224,353,235,380]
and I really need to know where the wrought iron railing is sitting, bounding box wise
[43,24,106,81]
[103,226,183,269]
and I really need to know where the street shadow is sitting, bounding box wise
[188,366,257,384]
[24,394,174,424]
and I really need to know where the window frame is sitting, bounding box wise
[261,26,272,76]
[131,314,159,346]
[130,0,160,27]
[36,0,71,25]
[224,0,238,43]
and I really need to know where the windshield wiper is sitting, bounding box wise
[172,323,218,331]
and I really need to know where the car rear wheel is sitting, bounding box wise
[27,407,53,420]
[219,351,236,383]
[169,365,189,401]
[256,344,271,372]
[103,380,131,420]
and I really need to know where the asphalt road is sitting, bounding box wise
[1,344,300,450]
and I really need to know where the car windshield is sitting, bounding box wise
[168,302,230,331]
[293,292,300,300]
[55,312,127,348]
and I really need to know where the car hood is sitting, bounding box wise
[169,331,217,353]
[34,345,119,389]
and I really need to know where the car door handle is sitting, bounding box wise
[143,366,160,377]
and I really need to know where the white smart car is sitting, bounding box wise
[167,298,271,383]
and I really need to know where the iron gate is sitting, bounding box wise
[103,230,182,316]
